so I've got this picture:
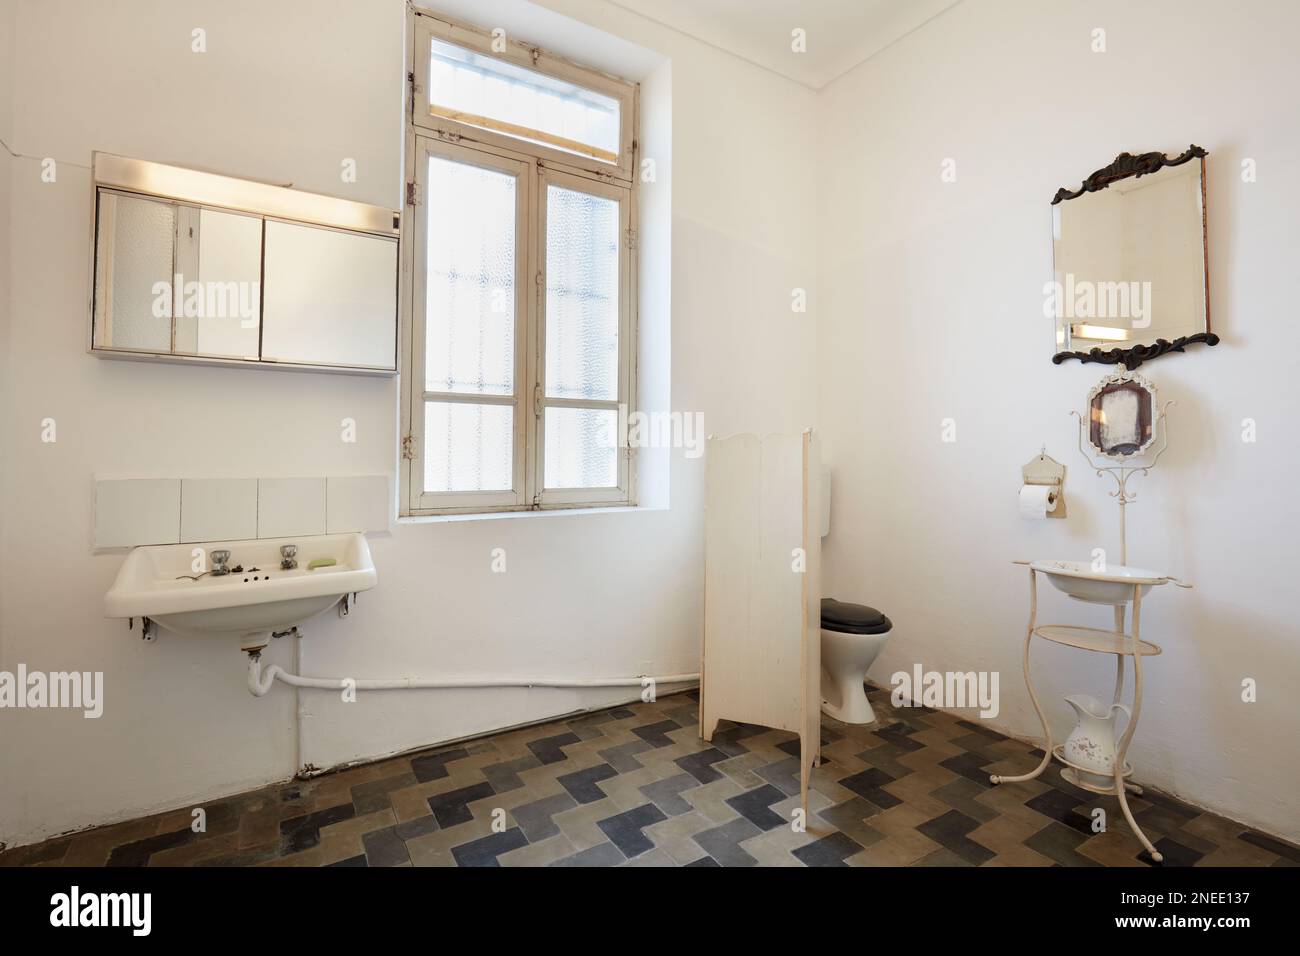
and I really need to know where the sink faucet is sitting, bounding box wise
[280,544,298,570]
[211,550,232,577]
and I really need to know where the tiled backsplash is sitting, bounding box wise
[255,478,329,539]
[93,475,391,548]
[179,478,259,542]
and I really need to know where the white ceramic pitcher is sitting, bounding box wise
[1063,694,1130,788]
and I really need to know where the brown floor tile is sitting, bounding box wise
[1194,840,1283,867]
[1074,827,1149,867]
[149,832,240,867]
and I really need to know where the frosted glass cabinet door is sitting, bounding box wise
[93,192,176,352]
[260,220,398,370]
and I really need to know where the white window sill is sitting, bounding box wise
[398,504,663,526]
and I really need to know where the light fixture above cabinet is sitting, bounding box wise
[88,152,400,375]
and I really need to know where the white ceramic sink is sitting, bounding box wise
[1031,560,1171,605]
[105,533,376,644]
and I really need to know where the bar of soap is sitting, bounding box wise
[307,558,337,571]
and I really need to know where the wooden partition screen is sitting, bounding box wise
[700,431,821,813]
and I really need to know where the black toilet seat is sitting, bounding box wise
[821,598,892,635]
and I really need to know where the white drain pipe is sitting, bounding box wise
[247,655,700,698]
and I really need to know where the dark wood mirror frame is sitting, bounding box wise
[1051,145,1218,371]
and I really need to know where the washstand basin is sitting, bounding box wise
[105,532,376,645]
[1030,560,1172,605]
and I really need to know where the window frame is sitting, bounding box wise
[401,10,639,517]
[410,12,637,185]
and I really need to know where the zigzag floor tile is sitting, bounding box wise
[4,688,1295,868]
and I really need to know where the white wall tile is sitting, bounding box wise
[257,477,326,538]
[94,479,181,548]
[326,475,391,534]
[180,478,258,543]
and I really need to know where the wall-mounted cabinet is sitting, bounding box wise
[89,153,399,375]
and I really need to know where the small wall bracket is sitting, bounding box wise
[1022,446,1067,518]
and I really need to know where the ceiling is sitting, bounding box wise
[605,0,964,89]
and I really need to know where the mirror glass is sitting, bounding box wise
[1088,375,1155,458]
[260,220,398,369]
[1052,158,1208,356]
[173,208,263,359]
[93,192,176,352]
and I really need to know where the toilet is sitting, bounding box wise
[817,468,893,724]
[820,598,892,724]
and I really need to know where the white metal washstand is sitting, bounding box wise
[994,381,1192,863]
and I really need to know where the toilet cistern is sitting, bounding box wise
[819,467,831,538]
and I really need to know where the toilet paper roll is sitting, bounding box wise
[1019,484,1058,519]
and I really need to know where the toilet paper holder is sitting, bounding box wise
[1021,446,1067,518]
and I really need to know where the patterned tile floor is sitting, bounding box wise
[3,687,1297,868]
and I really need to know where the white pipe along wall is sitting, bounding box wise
[246,651,699,697]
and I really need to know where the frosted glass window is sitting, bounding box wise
[428,38,620,163]
[545,185,619,401]
[424,157,516,396]
[424,401,514,492]
[94,192,175,351]
[404,33,636,513]
[545,407,617,489]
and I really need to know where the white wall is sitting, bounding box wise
[11,0,1290,851]
[0,0,13,661]
[0,0,818,847]
[817,0,1300,840]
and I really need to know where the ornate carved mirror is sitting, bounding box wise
[1087,370,1157,459]
[1050,145,1216,370]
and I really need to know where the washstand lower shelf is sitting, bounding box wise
[1033,625,1161,657]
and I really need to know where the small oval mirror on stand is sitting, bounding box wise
[1087,370,1157,459]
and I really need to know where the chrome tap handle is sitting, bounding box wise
[211,549,232,575]
[280,544,298,570]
